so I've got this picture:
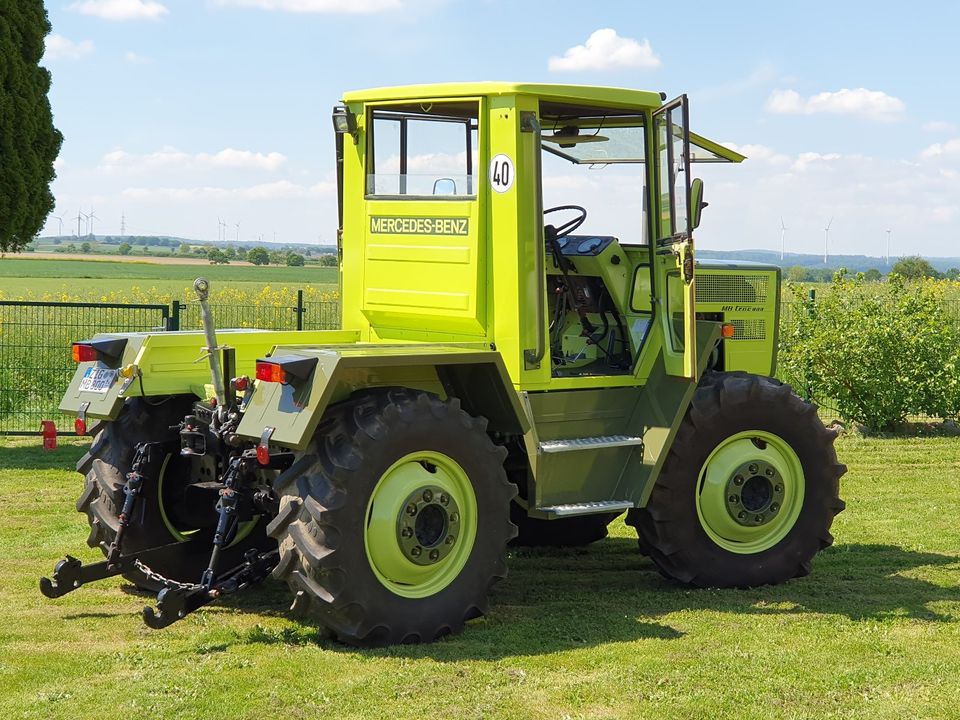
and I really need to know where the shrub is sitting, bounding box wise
[779,272,960,430]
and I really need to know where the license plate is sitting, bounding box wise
[78,367,118,394]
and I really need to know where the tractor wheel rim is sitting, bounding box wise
[365,451,478,598]
[695,430,804,554]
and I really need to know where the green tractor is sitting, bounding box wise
[42,82,845,645]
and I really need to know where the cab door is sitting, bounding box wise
[652,95,697,378]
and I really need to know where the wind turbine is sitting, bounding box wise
[54,212,65,237]
[779,217,788,261]
[87,209,99,238]
[235,221,241,243]
[823,216,834,264]
[217,217,223,242]
[75,209,86,238]
[886,228,892,265]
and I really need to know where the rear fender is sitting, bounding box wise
[236,344,528,450]
[59,329,361,421]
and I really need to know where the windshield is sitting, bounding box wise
[542,119,646,164]
[539,107,648,244]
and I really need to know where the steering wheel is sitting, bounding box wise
[544,205,587,240]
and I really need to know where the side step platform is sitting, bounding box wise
[539,435,643,453]
[535,500,634,519]
[531,435,643,519]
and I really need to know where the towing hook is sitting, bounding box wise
[39,556,83,598]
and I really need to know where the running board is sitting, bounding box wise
[538,435,643,453]
[535,500,634,518]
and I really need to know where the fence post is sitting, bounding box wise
[294,289,304,331]
[804,288,816,401]
[169,299,181,331]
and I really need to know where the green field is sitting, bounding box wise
[0,258,338,300]
[1,435,957,719]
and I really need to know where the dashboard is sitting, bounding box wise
[553,235,616,257]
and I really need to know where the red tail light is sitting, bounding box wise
[256,443,270,465]
[74,417,87,435]
[721,322,736,339]
[72,343,98,362]
[255,361,287,384]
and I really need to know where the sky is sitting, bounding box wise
[39,0,960,258]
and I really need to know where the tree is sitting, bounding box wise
[207,248,229,264]
[224,245,237,260]
[118,242,131,255]
[946,268,960,281]
[246,246,270,265]
[269,250,287,265]
[863,268,882,282]
[286,252,305,267]
[786,265,810,283]
[0,3,63,253]
[66,243,76,252]
[891,256,940,280]
[80,241,91,254]
[178,242,191,255]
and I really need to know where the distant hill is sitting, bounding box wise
[36,235,338,254]
[697,249,960,274]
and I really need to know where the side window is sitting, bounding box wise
[367,103,478,198]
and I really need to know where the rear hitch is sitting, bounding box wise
[142,548,278,629]
[39,538,204,599]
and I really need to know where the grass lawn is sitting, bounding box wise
[0,435,957,719]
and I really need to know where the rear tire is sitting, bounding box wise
[627,372,846,587]
[76,397,271,590]
[268,389,516,646]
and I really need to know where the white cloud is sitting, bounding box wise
[548,28,660,72]
[765,87,905,121]
[792,152,844,172]
[124,51,151,64]
[99,147,288,173]
[213,0,402,12]
[921,138,960,159]
[44,34,94,61]
[721,143,791,167]
[121,180,333,202]
[923,120,955,133]
[70,0,169,20]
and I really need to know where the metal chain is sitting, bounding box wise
[133,559,203,592]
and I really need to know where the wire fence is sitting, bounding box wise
[4,291,958,434]
[0,301,170,434]
[0,296,340,434]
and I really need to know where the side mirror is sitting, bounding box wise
[690,178,707,230]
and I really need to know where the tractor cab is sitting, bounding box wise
[335,83,745,391]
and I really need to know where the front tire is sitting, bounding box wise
[268,389,517,646]
[627,372,846,588]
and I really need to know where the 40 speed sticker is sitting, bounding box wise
[489,154,515,193]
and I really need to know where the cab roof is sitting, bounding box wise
[342,82,664,110]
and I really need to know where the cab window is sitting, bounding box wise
[367,102,478,198]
